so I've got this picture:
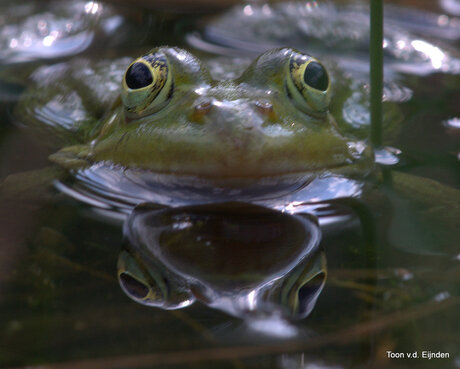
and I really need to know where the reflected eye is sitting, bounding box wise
[121,50,173,115]
[295,272,326,316]
[117,249,195,309]
[277,250,327,319]
[119,272,149,299]
[287,51,331,114]
[117,250,167,306]
[118,268,167,306]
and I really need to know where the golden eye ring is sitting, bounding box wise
[121,50,173,115]
[286,51,331,114]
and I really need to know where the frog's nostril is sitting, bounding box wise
[196,100,213,113]
[255,100,276,121]
[190,100,213,123]
[255,100,272,112]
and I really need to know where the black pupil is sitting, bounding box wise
[303,62,328,91]
[125,62,153,89]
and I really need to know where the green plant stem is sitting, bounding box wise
[370,0,383,147]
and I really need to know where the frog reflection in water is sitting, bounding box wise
[118,203,326,326]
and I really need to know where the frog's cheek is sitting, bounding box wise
[117,250,195,310]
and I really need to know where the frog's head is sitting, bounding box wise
[76,47,372,179]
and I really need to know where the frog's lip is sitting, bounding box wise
[95,158,373,186]
[98,149,372,180]
[50,134,373,181]
[50,147,372,181]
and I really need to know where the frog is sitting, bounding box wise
[13,45,459,246]
[15,46,379,208]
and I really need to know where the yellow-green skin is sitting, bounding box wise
[17,47,373,181]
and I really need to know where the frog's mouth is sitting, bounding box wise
[50,131,373,181]
[51,136,373,209]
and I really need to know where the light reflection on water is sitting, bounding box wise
[189,0,460,76]
[0,1,106,63]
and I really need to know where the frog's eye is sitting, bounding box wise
[125,62,153,89]
[286,52,331,114]
[121,51,173,115]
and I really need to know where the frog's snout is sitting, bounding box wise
[189,98,276,130]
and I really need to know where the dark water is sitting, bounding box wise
[0,1,459,368]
